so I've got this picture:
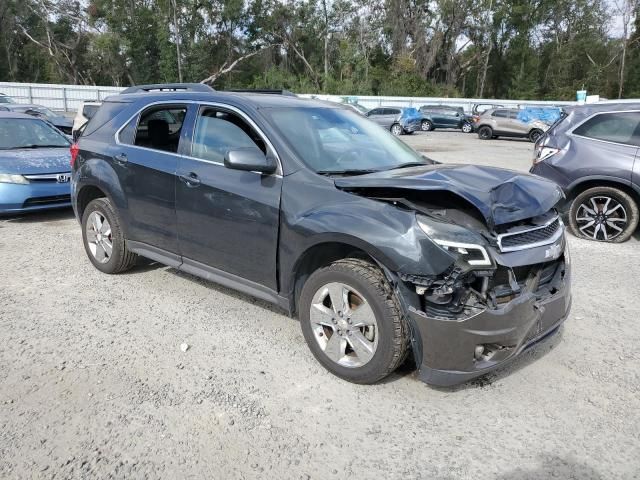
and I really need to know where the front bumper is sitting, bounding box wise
[0,181,71,215]
[407,254,571,387]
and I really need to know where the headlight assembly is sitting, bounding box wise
[416,214,493,267]
[0,174,29,184]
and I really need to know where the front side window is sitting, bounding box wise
[131,105,187,153]
[191,107,266,163]
[0,118,69,150]
[264,107,428,174]
[573,112,640,146]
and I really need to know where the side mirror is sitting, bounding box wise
[224,147,276,174]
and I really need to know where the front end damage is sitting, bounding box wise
[402,208,571,386]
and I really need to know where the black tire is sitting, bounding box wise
[390,123,403,136]
[478,126,493,140]
[461,122,473,133]
[421,120,433,131]
[298,259,409,384]
[568,186,639,243]
[529,129,543,143]
[81,197,138,273]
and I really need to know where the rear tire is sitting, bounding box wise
[390,124,403,136]
[478,126,492,140]
[81,198,138,273]
[421,120,433,131]
[529,129,543,143]
[299,259,409,384]
[461,122,473,133]
[568,186,639,243]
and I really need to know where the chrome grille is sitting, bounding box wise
[497,216,563,252]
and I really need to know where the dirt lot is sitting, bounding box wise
[1,131,639,479]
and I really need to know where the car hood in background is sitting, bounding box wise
[50,116,73,128]
[334,164,564,227]
[0,148,71,175]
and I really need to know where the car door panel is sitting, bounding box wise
[175,106,282,290]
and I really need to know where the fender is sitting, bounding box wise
[565,174,635,198]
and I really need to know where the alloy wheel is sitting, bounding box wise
[309,282,379,368]
[85,211,113,263]
[421,121,432,131]
[462,123,472,133]
[575,196,628,241]
[391,124,403,136]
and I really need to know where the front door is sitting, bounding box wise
[175,105,282,290]
[112,103,190,253]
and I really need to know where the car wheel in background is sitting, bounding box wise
[568,186,639,243]
[529,129,543,142]
[298,259,409,384]
[461,122,473,133]
[390,124,403,136]
[478,126,493,140]
[82,198,138,273]
[421,120,433,131]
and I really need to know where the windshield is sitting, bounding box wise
[0,118,70,150]
[264,107,427,174]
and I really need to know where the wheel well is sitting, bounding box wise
[567,179,640,206]
[291,242,376,316]
[77,185,107,219]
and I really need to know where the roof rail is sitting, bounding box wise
[227,89,297,97]
[120,83,215,94]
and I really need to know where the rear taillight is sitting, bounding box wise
[533,146,560,165]
[70,143,79,168]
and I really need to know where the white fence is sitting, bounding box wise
[2,81,634,113]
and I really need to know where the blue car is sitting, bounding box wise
[0,111,72,215]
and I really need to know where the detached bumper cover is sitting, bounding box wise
[410,262,571,387]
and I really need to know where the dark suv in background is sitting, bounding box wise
[531,103,640,242]
[71,83,571,387]
[418,105,474,133]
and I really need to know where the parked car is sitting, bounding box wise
[0,111,72,214]
[73,101,101,136]
[0,93,16,104]
[365,106,421,135]
[71,83,571,386]
[419,105,474,133]
[0,104,73,135]
[475,108,548,142]
[531,103,640,243]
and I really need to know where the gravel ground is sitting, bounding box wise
[1,131,639,479]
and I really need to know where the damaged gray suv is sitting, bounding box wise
[71,84,571,386]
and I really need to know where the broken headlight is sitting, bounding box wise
[416,214,493,267]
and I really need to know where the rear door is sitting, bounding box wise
[175,104,282,290]
[113,102,191,254]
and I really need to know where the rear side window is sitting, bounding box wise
[492,110,509,118]
[131,105,187,153]
[83,101,127,136]
[573,112,640,146]
[387,109,401,115]
[191,107,266,163]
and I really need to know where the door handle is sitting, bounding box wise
[179,172,201,187]
[114,153,128,165]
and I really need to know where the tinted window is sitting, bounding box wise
[133,105,187,153]
[573,112,640,146]
[386,109,401,115]
[368,108,382,116]
[191,108,266,163]
[84,101,127,136]
[492,110,509,118]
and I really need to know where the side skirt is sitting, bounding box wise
[127,240,292,314]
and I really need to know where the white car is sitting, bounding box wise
[73,102,101,136]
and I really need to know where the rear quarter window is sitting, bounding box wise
[83,101,129,137]
[573,112,640,147]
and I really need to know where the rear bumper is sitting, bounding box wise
[0,182,71,215]
[409,259,571,387]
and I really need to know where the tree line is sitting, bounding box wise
[1,0,639,100]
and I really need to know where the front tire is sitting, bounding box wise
[390,124,403,136]
[478,126,493,140]
[568,187,639,242]
[81,198,138,273]
[299,259,409,384]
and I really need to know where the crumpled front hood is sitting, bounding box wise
[0,148,71,175]
[334,164,564,227]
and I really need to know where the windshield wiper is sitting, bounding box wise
[12,144,68,149]
[316,169,380,176]
[385,161,430,171]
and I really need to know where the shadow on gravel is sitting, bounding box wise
[429,325,565,392]
[494,455,603,479]
[0,207,74,223]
